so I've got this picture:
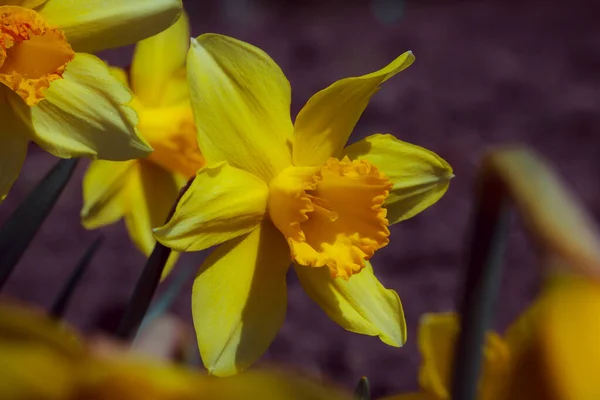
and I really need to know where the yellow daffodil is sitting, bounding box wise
[0,302,352,400]
[0,0,183,203]
[382,275,600,400]
[153,34,453,376]
[382,305,542,400]
[80,11,203,276]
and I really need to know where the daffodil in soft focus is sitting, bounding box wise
[80,11,203,276]
[382,275,600,400]
[0,302,353,400]
[153,34,453,376]
[382,309,534,400]
[0,0,184,203]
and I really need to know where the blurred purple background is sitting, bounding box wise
[2,0,600,396]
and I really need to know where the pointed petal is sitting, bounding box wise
[192,222,290,376]
[154,162,269,252]
[343,134,453,225]
[38,0,183,53]
[123,161,181,254]
[81,160,135,229]
[294,261,406,346]
[0,93,29,203]
[12,53,152,161]
[293,52,414,167]
[187,34,294,182]
[123,161,182,279]
[131,11,189,106]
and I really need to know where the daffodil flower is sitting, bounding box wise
[0,302,352,400]
[154,34,453,376]
[80,11,203,276]
[382,274,600,400]
[0,0,183,203]
[383,311,515,400]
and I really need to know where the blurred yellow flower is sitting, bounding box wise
[80,11,203,277]
[0,0,183,203]
[154,34,453,376]
[383,275,600,400]
[382,311,517,400]
[0,302,352,400]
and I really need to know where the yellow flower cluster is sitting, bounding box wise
[4,2,598,399]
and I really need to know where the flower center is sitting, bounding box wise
[268,157,392,279]
[0,6,74,106]
[135,99,204,178]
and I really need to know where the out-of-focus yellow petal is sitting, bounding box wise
[416,313,510,400]
[293,52,414,167]
[0,94,28,203]
[160,70,189,106]
[11,53,152,161]
[131,11,189,107]
[187,34,294,182]
[192,222,290,376]
[417,313,458,399]
[81,160,135,229]
[344,134,453,225]
[123,161,182,276]
[0,303,84,356]
[38,0,182,53]
[541,276,600,400]
[294,261,406,346]
[108,66,129,87]
[154,162,269,252]
[1,0,47,8]
[0,343,76,400]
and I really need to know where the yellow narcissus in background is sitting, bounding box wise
[0,0,183,203]
[0,302,353,400]
[80,11,203,276]
[382,277,600,400]
[383,310,531,400]
[153,34,453,376]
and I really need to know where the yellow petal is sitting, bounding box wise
[417,313,458,399]
[498,300,547,400]
[11,53,152,161]
[131,10,189,107]
[343,134,453,224]
[1,0,47,8]
[81,160,135,229]
[293,52,415,167]
[154,162,269,252]
[192,222,290,376]
[123,161,182,277]
[0,90,29,203]
[294,261,406,346]
[187,34,294,182]
[0,303,84,357]
[416,313,509,400]
[108,66,129,87]
[541,276,600,400]
[38,0,183,53]
[0,342,76,400]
